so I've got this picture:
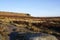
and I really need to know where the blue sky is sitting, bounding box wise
[0,0,60,17]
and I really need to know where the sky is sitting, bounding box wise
[0,0,60,17]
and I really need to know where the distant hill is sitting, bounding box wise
[0,11,31,17]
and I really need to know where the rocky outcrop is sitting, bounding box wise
[25,33,58,40]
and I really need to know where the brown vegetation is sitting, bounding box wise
[0,11,60,40]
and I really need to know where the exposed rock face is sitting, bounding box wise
[32,35,58,40]
[25,33,58,40]
[32,36,58,40]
